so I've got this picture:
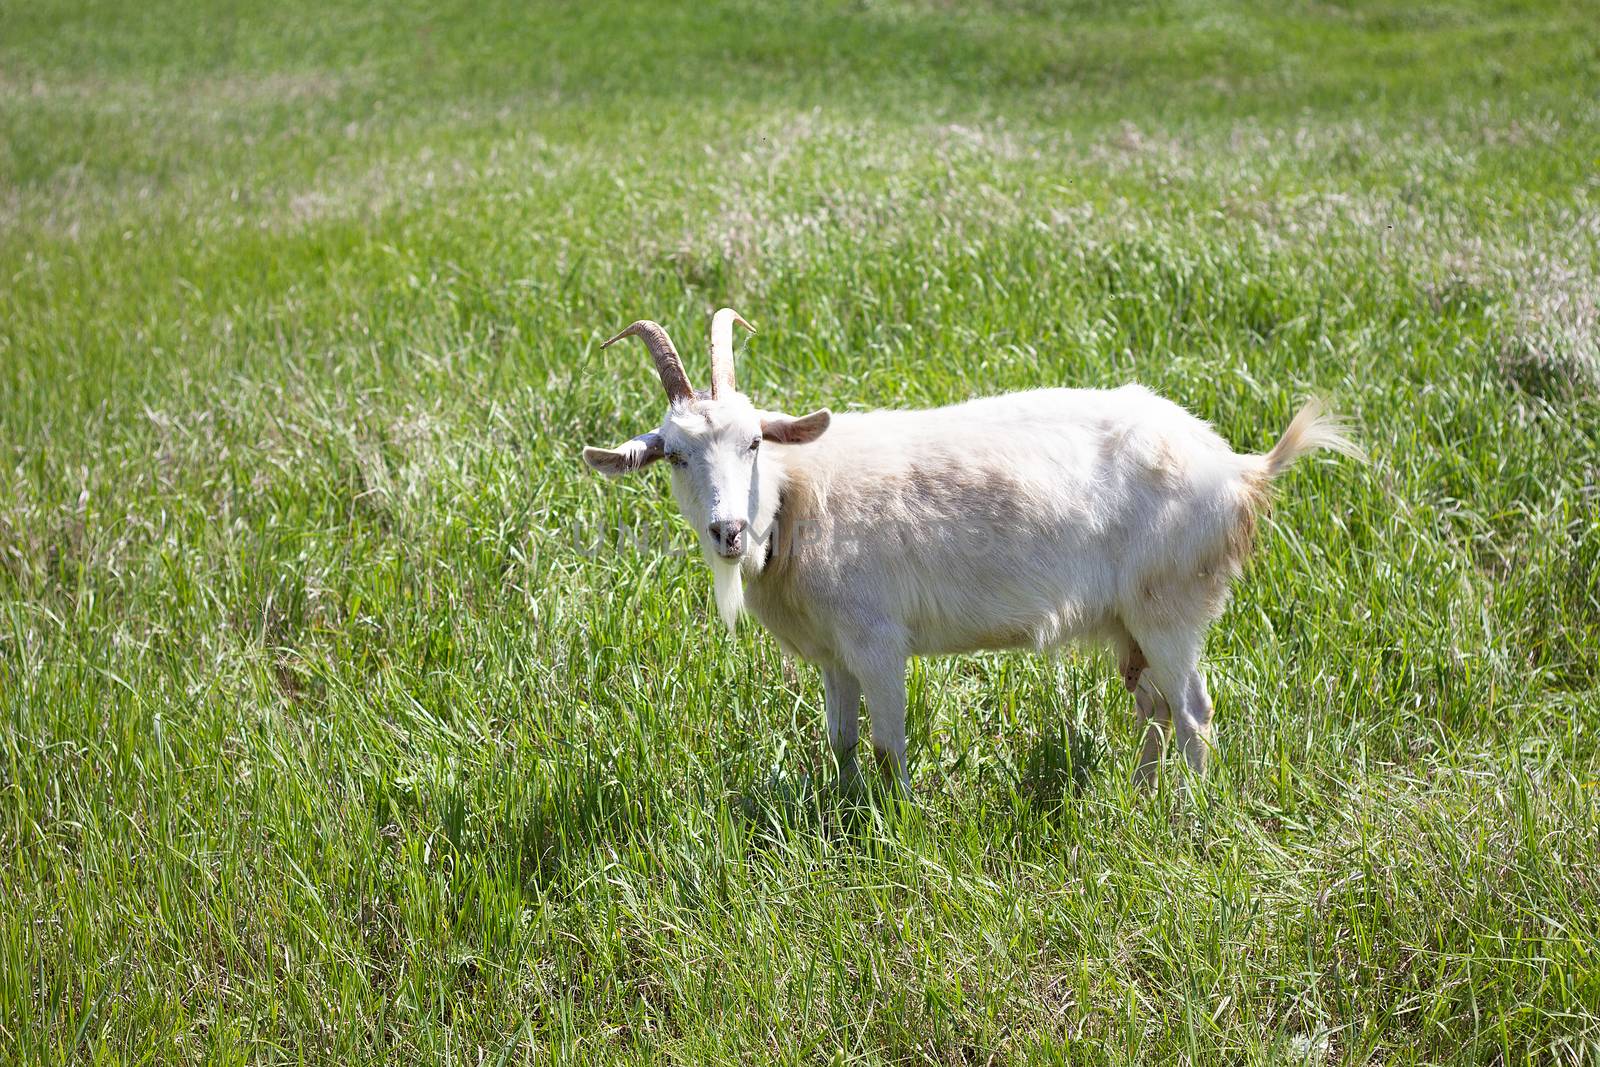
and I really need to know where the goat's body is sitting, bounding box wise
[745,385,1262,663]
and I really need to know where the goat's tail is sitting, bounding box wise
[1260,398,1364,479]
[1224,399,1361,572]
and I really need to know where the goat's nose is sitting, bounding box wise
[708,519,747,552]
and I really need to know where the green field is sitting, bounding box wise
[3,0,1599,1061]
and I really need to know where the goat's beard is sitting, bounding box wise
[710,554,743,633]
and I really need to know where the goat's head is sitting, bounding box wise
[583,309,831,562]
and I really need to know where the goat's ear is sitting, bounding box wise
[761,408,831,445]
[582,432,665,477]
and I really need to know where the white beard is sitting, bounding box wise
[710,554,743,633]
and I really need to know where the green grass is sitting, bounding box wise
[3,0,1599,1061]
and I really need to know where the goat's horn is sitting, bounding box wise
[601,320,694,404]
[708,307,755,400]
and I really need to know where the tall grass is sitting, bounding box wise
[2,0,1598,1061]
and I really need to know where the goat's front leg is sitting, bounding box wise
[862,663,909,786]
[839,649,908,787]
[821,666,862,786]
[836,618,910,787]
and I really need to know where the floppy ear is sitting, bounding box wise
[582,431,665,476]
[761,408,831,445]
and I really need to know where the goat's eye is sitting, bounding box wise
[666,453,686,468]
[749,438,761,452]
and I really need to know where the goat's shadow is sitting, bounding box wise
[731,762,921,850]
[730,716,1108,850]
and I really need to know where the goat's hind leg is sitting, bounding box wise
[1112,627,1168,787]
[1131,680,1170,788]
[1126,626,1211,779]
[1180,668,1215,774]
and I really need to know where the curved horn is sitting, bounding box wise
[708,307,755,399]
[601,320,694,404]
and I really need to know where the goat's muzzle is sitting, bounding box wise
[708,519,748,559]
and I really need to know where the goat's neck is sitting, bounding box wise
[744,447,791,581]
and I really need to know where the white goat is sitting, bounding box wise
[583,309,1361,786]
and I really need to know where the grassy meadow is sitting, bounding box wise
[3,0,1599,1061]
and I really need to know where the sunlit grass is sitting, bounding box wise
[1,0,1598,1062]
